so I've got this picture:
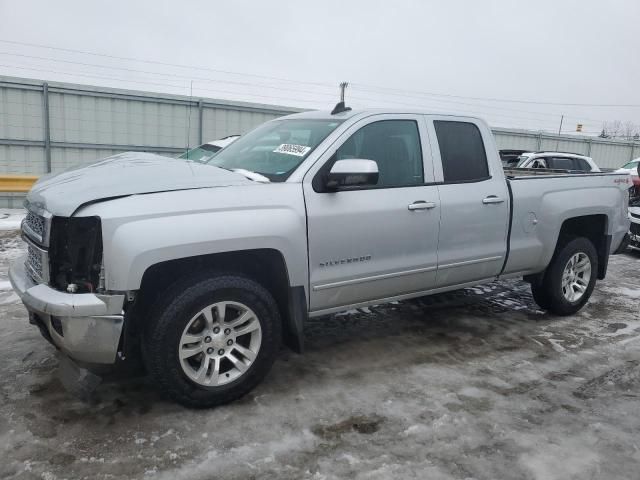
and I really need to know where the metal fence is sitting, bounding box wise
[493,127,639,169]
[1,75,639,208]
[0,75,301,176]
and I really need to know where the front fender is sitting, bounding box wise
[104,207,307,292]
[77,184,309,294]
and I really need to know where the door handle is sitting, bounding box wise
[482,196,505,205]
[408,201,437,211]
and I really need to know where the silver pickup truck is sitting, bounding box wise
[10,108,630,407]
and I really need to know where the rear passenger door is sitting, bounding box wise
[428,117,510,287]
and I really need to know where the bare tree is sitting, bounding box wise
[622,121,639,140]
[601,120,639,140]
[608,120,623,138]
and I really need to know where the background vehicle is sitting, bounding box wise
[616,158,640,202]
[629,202,640,252]
[615,158,639,176]
[10,108,630,408]
[499,149,530,168]
[498,149,528,168]
[178,135,240,163]
[515,151,601,172]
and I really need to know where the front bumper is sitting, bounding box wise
[629,218,640,251]
[9,255,125,364]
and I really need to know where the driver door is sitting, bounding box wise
[303,115,441,313]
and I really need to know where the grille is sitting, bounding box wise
[24,211,45,239]
[26,243,47,282]
[631,212,640,220]
[22,212,50,245]
[631,223,640,236]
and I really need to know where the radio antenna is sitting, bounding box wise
[186,80,193,158]
[331,81,352,115]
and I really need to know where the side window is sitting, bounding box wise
[549,157,574,170]
[532,158,547,169]
[334,120,424,187]
[573,158,590,171]
[434,121,489,182]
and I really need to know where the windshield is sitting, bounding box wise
[621,160,639,169]
[206,119,343,181]
[179,144,222,163]
[516,155,531,167]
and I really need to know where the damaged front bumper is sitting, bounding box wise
[628,212,640,252]
[9,255,125,364]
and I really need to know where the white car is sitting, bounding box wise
[515,151,601,172]
[616,158,640,190]
[629,202,640,252]
[615,158,639,176]
[178,135,240,163]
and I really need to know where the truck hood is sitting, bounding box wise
[26,152,254,216]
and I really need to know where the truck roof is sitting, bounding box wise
[282,108,485,122]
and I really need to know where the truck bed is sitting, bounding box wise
[501,168,630,277]
[504,167,618,178]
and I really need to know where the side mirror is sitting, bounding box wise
[326,159,379,190]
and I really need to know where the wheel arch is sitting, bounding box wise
[129,249,306,354]
[556,214,610,280]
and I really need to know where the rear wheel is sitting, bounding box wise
[143,274,281,408]
[530,237,597,316]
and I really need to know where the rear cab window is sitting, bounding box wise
[433,120,490,183]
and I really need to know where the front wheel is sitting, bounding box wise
[143,274,282,408]
[530,237,598,316]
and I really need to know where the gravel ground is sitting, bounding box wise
[1,225,639,480]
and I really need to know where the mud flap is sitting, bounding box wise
[57,354,102,401]
[284,286,306,354]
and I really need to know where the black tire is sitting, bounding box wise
[531,237,598,316]
[143,273,281,408]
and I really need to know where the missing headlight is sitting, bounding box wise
[49,216,103,293]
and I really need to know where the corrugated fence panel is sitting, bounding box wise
[590,142,637,169]
[0,145,46,174]
[48,93,200,148]
[493,131,539,151]
[0,87,44,141]
[539,137,590,156]
[51,147,123,171]
[202,107,280,141]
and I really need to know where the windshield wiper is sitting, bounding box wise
[231,168,271,183]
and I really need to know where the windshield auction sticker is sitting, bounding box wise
[273,144,311,156]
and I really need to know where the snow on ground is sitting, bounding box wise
[0,209,25,231]
[0,226,639,479]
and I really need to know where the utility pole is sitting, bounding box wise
[556,114,564,150]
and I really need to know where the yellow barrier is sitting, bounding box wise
[0,175,38,193]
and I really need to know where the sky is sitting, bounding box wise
[0,0,638,134]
